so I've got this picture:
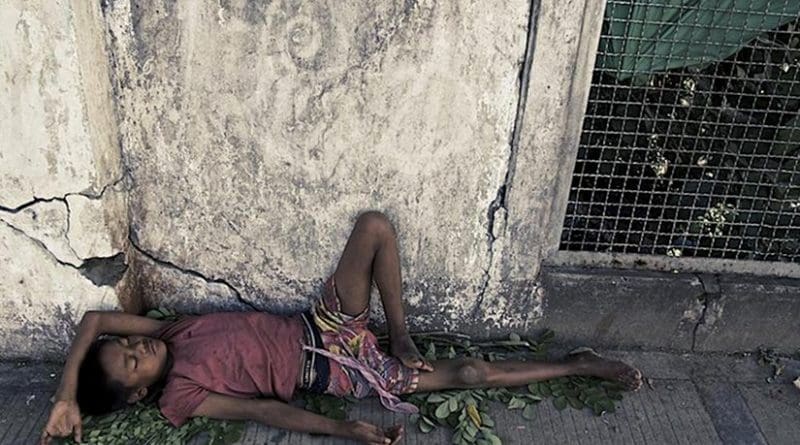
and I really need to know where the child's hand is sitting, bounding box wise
[344,420,403,444]
[39,399,82,444]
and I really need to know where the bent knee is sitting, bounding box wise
[356,211,395,237]
[455,358,491,388]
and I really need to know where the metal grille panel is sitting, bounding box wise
[561,0,800,262]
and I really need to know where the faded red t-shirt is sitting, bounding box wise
[154,312,305,427]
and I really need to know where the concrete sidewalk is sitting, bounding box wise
[2,349,799,445]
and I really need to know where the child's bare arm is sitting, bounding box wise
[54,311,168,401]
[40,311,169,444]
[192,393,402,444]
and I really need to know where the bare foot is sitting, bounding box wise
[567,349,643,391]
[390,333,434,371]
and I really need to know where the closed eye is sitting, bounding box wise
[126,354,138,371]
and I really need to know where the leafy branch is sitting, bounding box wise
[303,329,627,445]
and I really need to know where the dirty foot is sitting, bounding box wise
[390,333,434,371]
[568,348,643,391]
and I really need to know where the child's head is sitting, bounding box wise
[77,335,170,415]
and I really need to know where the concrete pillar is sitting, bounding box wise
[0,0,128,359]
[473,0,608,329]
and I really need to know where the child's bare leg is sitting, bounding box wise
[415,351,642,392]
[334,211,432,370]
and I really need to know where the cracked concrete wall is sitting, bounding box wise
[101,0,531,331]
[0,0,129,359]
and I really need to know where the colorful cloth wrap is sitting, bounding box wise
[302,276,420,414]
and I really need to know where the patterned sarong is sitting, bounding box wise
[302,276,419,414]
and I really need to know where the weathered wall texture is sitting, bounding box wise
[102,0,531,330]
[4,0,792,359]
[0,0,128,359]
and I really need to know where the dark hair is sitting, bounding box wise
[76,338,172,415]
[76,338,131,415]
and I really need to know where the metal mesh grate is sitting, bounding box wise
[561,0,800,262]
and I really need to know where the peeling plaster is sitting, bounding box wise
[78,252,128,287]
[1,217,128,290]
[0,199,81,266]
[0,176,126,267]
[0,176,128,291]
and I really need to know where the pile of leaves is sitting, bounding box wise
[304,330,626,445]
[62,405,243,445]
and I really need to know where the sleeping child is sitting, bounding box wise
[40,211,642,444]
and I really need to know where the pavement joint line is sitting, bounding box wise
[737,387,771,445]
[694,380,768,445]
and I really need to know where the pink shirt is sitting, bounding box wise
[154,312,305,426]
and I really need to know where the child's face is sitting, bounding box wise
[98,335,169,401]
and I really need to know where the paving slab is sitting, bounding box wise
[695,381,768,445]
[737,383,800,445]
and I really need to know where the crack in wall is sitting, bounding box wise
[472,0,541,316]
[0,175,128,267]
[0,218,126,287]
[1,219,79,270]
[128,234,258,311]
[0,175,126,215]
[691,273,721,351]
[63,198,82,261]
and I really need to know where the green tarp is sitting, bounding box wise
[597,0,800,81]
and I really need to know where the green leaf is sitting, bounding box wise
[449,396,459,412]
[539,384,552,397]
[553,397,568,411]
[608,391,624,401]
[567,396,584,410]
[539,329,555,342]
[146,309,164,319]
[427,393,446,403]
[507,397,527,410]
[445,345,455,358]
[509,333,521,342]
[425,343,437,361]
[435,401,451,419]
[484,431,503,445]
[465,423,478,438]
[599,399,617,413]
[524,393,542,403]
[522,404,537,420]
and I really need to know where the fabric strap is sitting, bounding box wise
[302,345,419,414]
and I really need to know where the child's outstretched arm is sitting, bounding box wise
[39,311,169,444]
[193,393,403,445]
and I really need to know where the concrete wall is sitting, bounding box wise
[102,0,533,329]
[1,0,616,358]
[0,0,128,359]
[7,0,792,359]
